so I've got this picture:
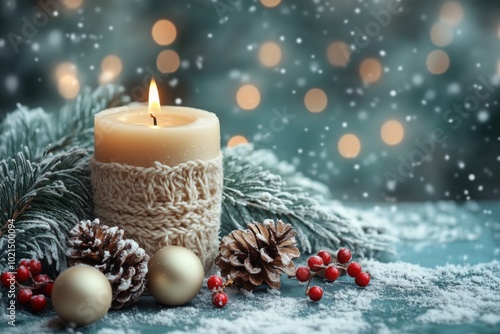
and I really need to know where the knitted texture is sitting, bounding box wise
[90,153,223,272]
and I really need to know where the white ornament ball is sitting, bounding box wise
[51,266,112,326]
[148,246,204,306]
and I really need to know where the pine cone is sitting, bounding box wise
[215,219,300,290]
[66,219,149,309]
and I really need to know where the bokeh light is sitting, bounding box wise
[440,1,464,26]
[236,84,261,110]
[156,50,180,73]
[327,41,350,67]
[260,0,281,8]
[430,22,454,47]
[304,88,328,113]
[55,62,77,80]
[58,75,80,99]
[227,135,249,148]
[426,50,450,74]
[152,20,177,46]
[259,42,282,67]
[359,58,382,84]
[2,1,499,203]
[63,0,83,9]
[381,120,405,146]
[99,55,122,84]
[338,134,361,159]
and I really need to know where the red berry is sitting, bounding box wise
[308,286,323,302]
[336,248,352,264]
[317,250,332,265]
[355,272,371,287]
[212,292,228,308]
[33,274,50,284]
[28,259,42,276]
[19,259,30,268]
[324,266,340,281]
[30,294,47,312]
[17,289,33,304]
[295,267,311,282]
[1,272,16,288]
[347,262,362,277]
[16,266,31,283]
[207,275,223,291]
[43,282,54,297]
[307,256,324,271]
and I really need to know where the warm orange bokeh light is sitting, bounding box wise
[430,22,454,47]
[327,41,351,67]
[236,84,261,110]
[440,2,464,26]
[427,50,450,75]
[259,42,282,67]
[55,62,77,80]
[58,75,80,99]
[63,0,83,9]
[227,135,249,148]
[156,50,180,73]
[260,0,281,8]
[99,55,123,84]
[304,88,328,113]
[338,134,361,158]
[359,58,382,84]
[381,120,405,145]
[152,20,177,46]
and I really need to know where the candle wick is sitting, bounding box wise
[150,114,157,126]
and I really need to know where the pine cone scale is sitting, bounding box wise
[216,220,300,291]
[259,248,273,263]
[243,257,262,274]
[66,219,149,309]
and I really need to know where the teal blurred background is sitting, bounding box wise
[0,0,499,202]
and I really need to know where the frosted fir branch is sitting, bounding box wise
[0,84,128,161]
[221,145,390,257]
[0,85,128,273]
[0,148,93,272]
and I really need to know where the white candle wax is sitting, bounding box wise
[94,105,220,167]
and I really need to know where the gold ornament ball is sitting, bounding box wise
[51,266,112,326]
[148,246,204,306]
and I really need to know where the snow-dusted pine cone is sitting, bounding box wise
[215,219,300,290]
[66,219,149,309]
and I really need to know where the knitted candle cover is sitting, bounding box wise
[90,153,223,272]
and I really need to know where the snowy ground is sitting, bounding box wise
[1,201,499,334]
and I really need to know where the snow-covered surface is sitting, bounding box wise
[1,202,499,334]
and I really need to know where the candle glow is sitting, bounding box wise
[148,79,161,126]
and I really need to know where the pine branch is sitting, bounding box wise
[0,84,128,161]
[0,148,93,272]
[221,145,390,257]
[0,85,128,273]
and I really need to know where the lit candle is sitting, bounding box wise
[94,79,220,167]
[91,79,223,270]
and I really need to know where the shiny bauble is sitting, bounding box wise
[51,266,112,326]
[148,246,204,306]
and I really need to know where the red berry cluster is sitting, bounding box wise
[1,259,53,312]
[295,248,371,302]
[206,275,229,308]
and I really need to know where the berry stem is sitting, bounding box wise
[223,279,234,288]
[304,267,325,294]
[15,280,54,290]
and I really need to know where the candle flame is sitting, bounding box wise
[148,78,161,120]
